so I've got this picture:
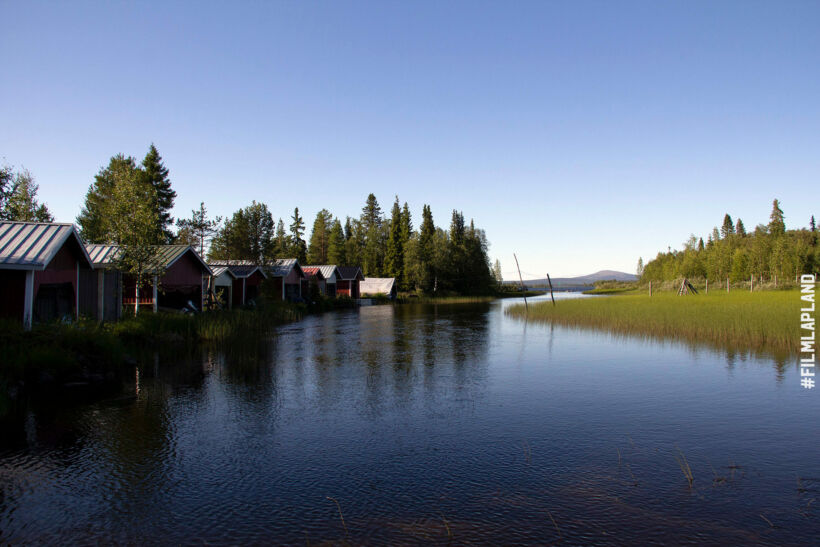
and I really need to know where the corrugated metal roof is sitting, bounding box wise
[86,244,212,275]
[0,222,92,270]
[360,277,396,295]
[337,266,364,281]
[301,267,326,280]
[209,266,235,279]
[209,261,267,279]
[306,265,340,281]
[266,258,304,278]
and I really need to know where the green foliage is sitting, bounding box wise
[307,209,333,264]
[209,200,274,262]
[327,219,346,265]
[141,144,176,242]
[176,201,221,256]
[289,207,307,263]
[1,168,53,222]
[507,290,801,357]
[641,199,818,284]
[384,197,404,282]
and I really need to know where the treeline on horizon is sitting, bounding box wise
[2,146,501,296]
[639,200,819,284]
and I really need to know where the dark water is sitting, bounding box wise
[1,295,818,545]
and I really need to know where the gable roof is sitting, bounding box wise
[306,265,340,281]
[360,277,396,295]
[337,266,364,281]
[209,261,268,279]
[301,267,326,280]
[86,244,212,275]
[266,258,305,279]
[0,221,93,270]
[209,265,237,280]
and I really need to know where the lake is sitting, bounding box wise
[1,294,817,545]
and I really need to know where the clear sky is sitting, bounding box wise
[1,1,818,279]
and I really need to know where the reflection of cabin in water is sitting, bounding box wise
[265,259,305,301]
[0,222,94,329]
[86,244,212,312]
[208,261,267,307]
[336,266,364,298]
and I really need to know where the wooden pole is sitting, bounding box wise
[705,278,708,294]
[649,281,652,297]
[750,275,753,292]
[514,253,528,312]
[727,277,729,293]
[547,274,555,306]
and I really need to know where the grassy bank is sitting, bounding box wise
[505,290,803,356]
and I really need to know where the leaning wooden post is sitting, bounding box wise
[514,253,528,312]
[547,273,556,306]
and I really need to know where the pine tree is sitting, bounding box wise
[176,202,221,256]
[307,209,333,264]
[209,201,274,262]
[344,217,362,267]
[493,259,503,286]
[768,199,785,236]
[384,197,403,281]
[327,219,346,265]
[721,214,734,239]
[141,144,176,242]
[289,207,307,263]
[4,169,53,222]
[810,215,816,232]
[361,193,382,233]
[417,205,436,291]
[736,218,746,237]
[698,237,705,251]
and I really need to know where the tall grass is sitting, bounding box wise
[505,290,803,356]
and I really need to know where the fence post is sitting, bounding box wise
[649,281,652,297]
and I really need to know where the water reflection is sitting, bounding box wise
[1,301,818,544]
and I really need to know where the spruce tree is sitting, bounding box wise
[810,215,816,232]
[307,209,333,264]
[768,199,785,235]
[735,218,746,237]
[384,197,403,281]
[274,219,288,257]
[327,219,346,265]
[209,201,274,262]
[721,214,734,239]
[141,144,176,242]
[418,204,436,292]
[289,207,307,263]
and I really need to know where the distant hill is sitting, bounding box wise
[506,270,638,287]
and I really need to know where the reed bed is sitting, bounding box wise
[505,290,803,356]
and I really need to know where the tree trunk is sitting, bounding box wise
[134,273,140,316]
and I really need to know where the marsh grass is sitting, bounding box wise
[506,290,803,356]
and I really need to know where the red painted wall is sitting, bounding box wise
[162,251,206,288]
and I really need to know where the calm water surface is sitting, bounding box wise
[1,295,818,545]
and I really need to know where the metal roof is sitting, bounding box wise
[0,222,92,270]
[266,258,305,278]
[301,267,326,280]
[86,244,212,275]
[337,266,364,281]
[209,266,236,279]
[360,277,396,295]
[209,261,267,279]
[306,265,340,281]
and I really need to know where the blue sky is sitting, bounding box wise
[1,1,818,278]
